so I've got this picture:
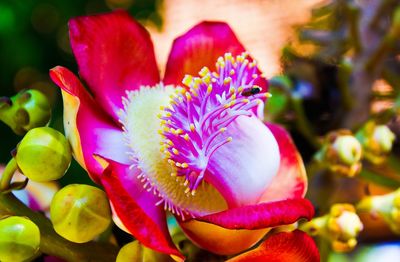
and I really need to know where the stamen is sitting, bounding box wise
[160,52,269,192]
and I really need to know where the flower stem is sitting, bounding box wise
[0,192,118,261]
[0,158,17,191]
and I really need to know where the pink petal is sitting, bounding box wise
[227,230,320,262]
[260,123,308,202]
[195,198,314,230]
[50,66,130,183]
[69,10,160,120]
[205,116,280,207]
[164,21,265,90]
[99,158,183,259]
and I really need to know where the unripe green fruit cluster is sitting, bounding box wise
[16,126,72,182]
[0,216,40,262]
[50,184,112,243]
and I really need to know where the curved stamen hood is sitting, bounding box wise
[160,53,271,193]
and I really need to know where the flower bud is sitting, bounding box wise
[0,216,40,262]
[0,89,51,135]
[300,203,363,252]
[50,184,111,243]
[15,127,72,182]
[315,130,362,177]
[357,188,400,234]
[116,241,171,262]
[356,122,395,165]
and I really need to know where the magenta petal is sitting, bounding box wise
[205,116,280,207]
[260,123,308,202]
[227,230,320,262]
[69,10,160,120]
[164,21,245,85]
[99,158,183,259]
[195,198,314,230]
[50,66,130,183]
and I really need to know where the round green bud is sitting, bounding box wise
[0,89,51,135]
[116,241,170,262]
[16,126,72,182]
[50,184,111,243]
[0,216,40,262]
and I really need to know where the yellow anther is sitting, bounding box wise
[183,134,190,141]
[220,127,227,133]
[182,75,193,86]
[190,123,195,132]
[184,180,189,186]
[176,162,181,167]
[227,137,233,142]
[157,113,163,119]
[191,190,196,196]
[224,53,233,60]
[167,159,175,165]
[165,112,172,117]
[202,74,211,84]
[231,93,236,100]
[238,86,244,92]
[176,129,183,135]
[185,188,190,194]
[229,69,235,75]
[207,85,213,94]
[199,67,210,77]
[172,148,179,155]
[212,72,219,78]
[185,92,192,101]
[167,139,173,145]
[223,77,232,85]
[229,87,236,94]
[164,151,172,158]
[160,120,166,125]
[243,99,250,103]
[158,129,163,135]
[181,163,189,168]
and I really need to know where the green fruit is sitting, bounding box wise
[116,241,171,262]
[0,216,40,262]
[16,127,71,182]
[50,184,111,243]
[0,89,51,135]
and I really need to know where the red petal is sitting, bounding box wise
[164,21,245,85]
[69,10,160,120]
[99,158,183,259]
[195,198,314,230]
[260,123,308,202]
[227,230,320,262]
[50,66,130,183]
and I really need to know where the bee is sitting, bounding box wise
[241,86,261,97]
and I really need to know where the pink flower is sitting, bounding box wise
[50,10,316,260]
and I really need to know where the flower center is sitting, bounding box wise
[159,53,270,194]
[119,84,227,219]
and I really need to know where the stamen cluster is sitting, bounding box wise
[159,53,270,195]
